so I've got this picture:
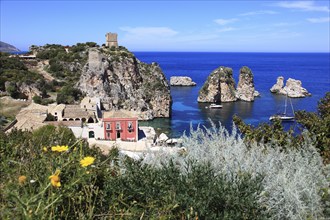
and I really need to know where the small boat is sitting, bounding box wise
[269,94,295,121]
[269,114,295,121]
[209,103,223,109]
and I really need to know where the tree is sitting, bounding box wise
[295,92,330,164]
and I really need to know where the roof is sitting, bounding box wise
[48,104,66,114]
[45,121,82,127]
[63,107,94,118]
[103,110,138,119]
[24,102,48,112]
[9,103,48,132]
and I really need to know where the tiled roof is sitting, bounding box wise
[48,104,65,114]
[103,110,138,119]
[63,105,94,118]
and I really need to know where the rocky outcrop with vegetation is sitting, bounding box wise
[236,66,259,101]
[2,43,172,117]
[198,66,259,103]
[0,53,45,100]
[78,47,171,120]
[270,76,311,98]
[198,66,237,103]
[170,76,196,86]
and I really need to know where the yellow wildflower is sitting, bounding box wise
[18,175,27,185]
[49,170,61,187]
[43,147,48,152]
[51,145,68,152]
[80,156,95,167]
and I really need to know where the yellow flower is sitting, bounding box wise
[43,147,48,152]
[51,145,68,152]
[18,175,27,185]
[49,170,61,187]
[80,156,95,167]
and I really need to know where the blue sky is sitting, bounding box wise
[1,0,329,52]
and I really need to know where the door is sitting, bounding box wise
[116,131,121,139]
[88,131,95,138]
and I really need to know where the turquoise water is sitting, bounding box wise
[136,52,330,137]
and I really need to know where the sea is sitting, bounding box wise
[134,52,330,137]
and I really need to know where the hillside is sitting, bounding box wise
[1,43,172,120]
[0,41,20,52]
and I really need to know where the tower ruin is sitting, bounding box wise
[105,32,118,48]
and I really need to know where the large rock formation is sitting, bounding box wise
[170,76,196,86]
[270,76,311,98]
[78,48,172,120]
[236,66,259,102]
[198,66,260,103]
[198,66,237,103]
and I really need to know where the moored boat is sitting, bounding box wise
[209,103,223,109]
[270,94,295,121]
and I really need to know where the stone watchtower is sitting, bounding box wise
[105,32,118,48]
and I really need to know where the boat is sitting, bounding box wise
[209,103,223,109]
[269,94,295,121]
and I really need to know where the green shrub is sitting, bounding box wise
[32,95,42,104]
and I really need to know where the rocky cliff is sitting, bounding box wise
[170,76,196,86]
[236,66,259,101]
[77,48,172,120]
[198,67,237,103]
[270,76,311,98]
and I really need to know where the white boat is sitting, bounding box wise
[269,94,295,121]
[209,103,223,109]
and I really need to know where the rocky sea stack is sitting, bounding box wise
[170,76,196,86]
[78,48,172,120]
[236,66,259,101]
[270,76,311,98]
[198,66,237,103]
[198,66,258,103]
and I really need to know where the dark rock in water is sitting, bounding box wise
[77,48,172,120]
[0,41,20,53]
[198,66,237,103]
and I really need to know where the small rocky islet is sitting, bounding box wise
[270,76,311,98]
[170,76,196,86]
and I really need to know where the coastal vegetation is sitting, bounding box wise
[1,94,329,219]
[0,52,45,99]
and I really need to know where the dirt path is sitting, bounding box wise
[29,60,55,82]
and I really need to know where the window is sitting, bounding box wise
[116,122,121,130]
[106,123,111,130]
[128,122,133,132]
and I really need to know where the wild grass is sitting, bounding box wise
[0,96,30,119]
[143,123,329,219]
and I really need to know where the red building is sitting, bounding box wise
[103,111,138,141]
